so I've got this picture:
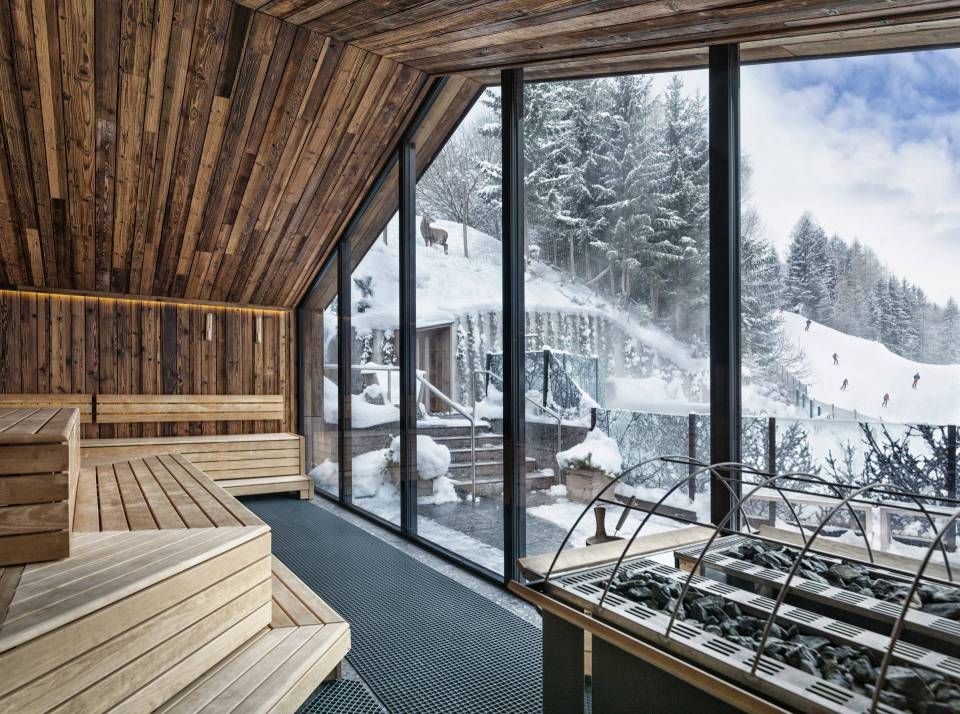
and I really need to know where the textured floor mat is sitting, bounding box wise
[298,681,386,714]
[247,497,542,714]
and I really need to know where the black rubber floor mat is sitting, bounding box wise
[247,497,542,714]
[298,681,386,714]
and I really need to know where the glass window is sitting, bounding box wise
[346,162,403,525]
[522,71,711,559]
[301,255,339,497]
[739,49,960,559]
[414,89,505,575]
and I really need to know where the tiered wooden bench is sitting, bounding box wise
[156,556,350,714]
[0,453,349,713]
[0,407,80,565]
[82,433,312,500]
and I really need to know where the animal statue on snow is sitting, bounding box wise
[420,214,448,254]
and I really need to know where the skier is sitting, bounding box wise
[805,318,812,332]
[912,372,920,389]
[832,353,839,366]
[840,378,849,391]
[882,393,890,408]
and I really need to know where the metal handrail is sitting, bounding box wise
[472,369,565,485]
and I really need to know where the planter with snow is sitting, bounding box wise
[556,429,623,504]
[385,434,452,497]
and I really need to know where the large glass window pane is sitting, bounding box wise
[522,71,711,559]
[414,89,505,574]
[347,162,402,525]
[301,255,339,497]
[739,49,960,560]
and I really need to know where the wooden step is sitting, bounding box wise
[157,557,350,714]
[431,434,503,450]
[448,456,537,477]
[451,469,556,497]
[448,445,504,463]
[219,474,312,500]
[0,526,273,712]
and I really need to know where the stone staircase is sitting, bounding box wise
[419,421,554,498]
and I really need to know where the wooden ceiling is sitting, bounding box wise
[0,0,468,307]
[2,0,958,309]
[236,1,960,80]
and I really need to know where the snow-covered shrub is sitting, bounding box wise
[363,383,385,405]
[557,429,623,477]
[352,449,392,497]
[475,384,503,420]
[388,434,451,480]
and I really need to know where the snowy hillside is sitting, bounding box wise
[354,215,705,374]
[784,312,960,424]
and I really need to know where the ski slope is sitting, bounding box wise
[783,312,960,425]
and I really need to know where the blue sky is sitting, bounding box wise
[740,48,960,303]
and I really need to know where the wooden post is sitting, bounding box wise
[688,414,697,500]
[947,425,957,550]
[767,417,777,525]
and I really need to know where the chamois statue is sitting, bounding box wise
[419,213,448,254]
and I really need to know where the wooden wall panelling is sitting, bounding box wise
[1,0,442,308]
[208,23,312,303]
[0,291,19,393]
[279,59,430,305]
[0,0,42,287]
[252,0,960,78]
[59,0,95,288]
[0,290,295,435]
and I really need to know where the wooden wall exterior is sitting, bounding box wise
[0,289,295,437]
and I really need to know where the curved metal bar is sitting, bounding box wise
[870,509,960,713]
[595,461,752,613]
[660,458,809,547]
[542,455,673,584]
[750,482,885,676]
[892,492,954,582]
[666,470,878,639]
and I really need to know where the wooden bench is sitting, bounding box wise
[0,452,349,713]
[0,394,94,423]
[94,394,285,423]
[0,407,80,565]
[81,432,312,500]
[0,453,274,713]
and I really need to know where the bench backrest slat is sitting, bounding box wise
[94,394,285,423]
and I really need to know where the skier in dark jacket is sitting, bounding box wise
[912,372,920,389]
[882,393,890,408]
[805,319,812,332]
[833,353,839,366]
[840,378,848,391]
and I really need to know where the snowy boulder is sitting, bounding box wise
[388,434,451,480]
[308,459,338,490]
[363,383,386,405]
[557,429,623,477]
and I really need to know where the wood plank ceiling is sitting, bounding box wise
[0,0,466,306]
[2,0,958,309]
[239,0,960,81]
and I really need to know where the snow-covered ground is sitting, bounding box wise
[784,311,960,424]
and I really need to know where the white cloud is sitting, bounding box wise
[741,56,960,304]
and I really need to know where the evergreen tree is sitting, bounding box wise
[784,213,830,320]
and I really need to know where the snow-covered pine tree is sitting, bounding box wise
[939,298,960,363]
[785,213,830,320]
